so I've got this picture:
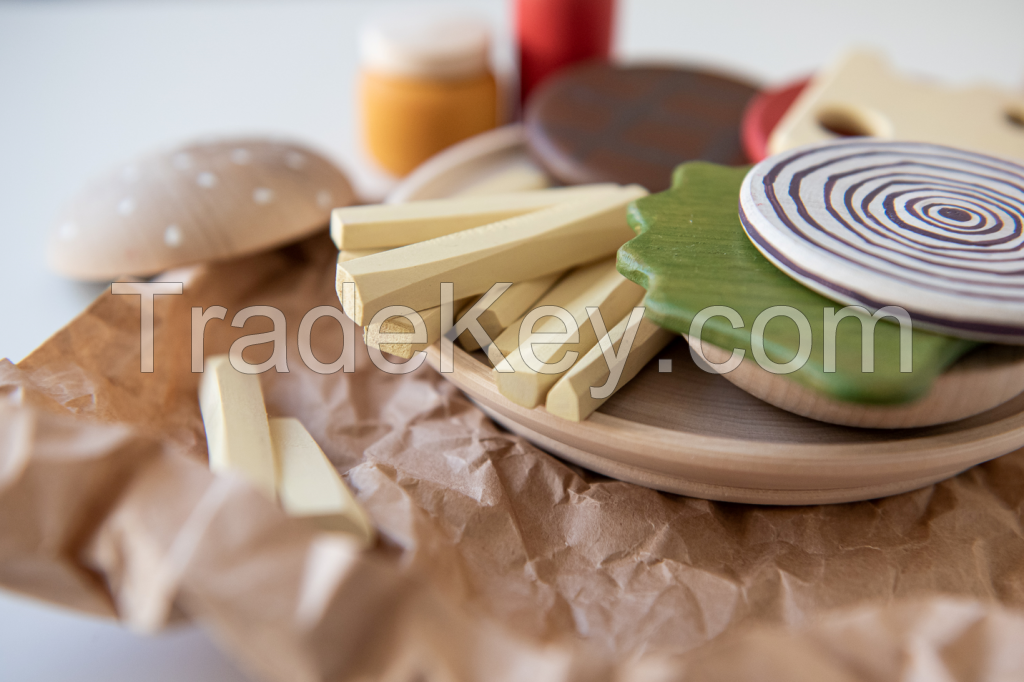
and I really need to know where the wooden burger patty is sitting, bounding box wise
[524,63,757,191]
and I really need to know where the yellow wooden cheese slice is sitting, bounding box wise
[768,50,1024,162]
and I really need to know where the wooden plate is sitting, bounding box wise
[396,127,1024,504]
[387,124,551,203]
[425,340,1024,505]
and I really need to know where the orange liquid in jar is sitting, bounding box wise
[361,70,498,177]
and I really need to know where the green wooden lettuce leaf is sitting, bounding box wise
[616,162,977,405]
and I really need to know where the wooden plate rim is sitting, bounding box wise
[426,345,1024,494]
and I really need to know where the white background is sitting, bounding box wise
[1,0,1022,679]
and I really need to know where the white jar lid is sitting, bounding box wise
[360,9,491,80]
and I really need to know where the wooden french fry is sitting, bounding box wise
[336,186,646,326]
[331,183,618,250]
[492,264,614,357]
[364,298,472,359]
[199,356,376,545]
[492,258,646,408]
[338,248,387,263]
[270,417,376,546]
[458,272,563,352]
[198,355,277,499]
[546,314,675,421]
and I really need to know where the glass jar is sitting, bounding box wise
[359,12,498,177]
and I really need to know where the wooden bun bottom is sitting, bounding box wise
[691,336,1024,429]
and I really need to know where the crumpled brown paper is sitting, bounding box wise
[3,232,1024,681]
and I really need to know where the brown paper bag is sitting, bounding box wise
[3,233,1024,681]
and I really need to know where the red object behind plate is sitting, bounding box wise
[516,0,615,105]
[741,77,810,162]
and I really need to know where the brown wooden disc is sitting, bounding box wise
[524,63,757,191]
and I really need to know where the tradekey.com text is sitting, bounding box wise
[115,281,914,399]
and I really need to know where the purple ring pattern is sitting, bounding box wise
[739,140,1024,342]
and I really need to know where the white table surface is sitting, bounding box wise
[1,0,1021,679]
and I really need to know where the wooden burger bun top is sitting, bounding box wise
[49,138,356,281]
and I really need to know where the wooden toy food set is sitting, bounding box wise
[328,142,1024,504]
[324,53,1024,505]
[15,5,1024,679]
[42,28,1024,509]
